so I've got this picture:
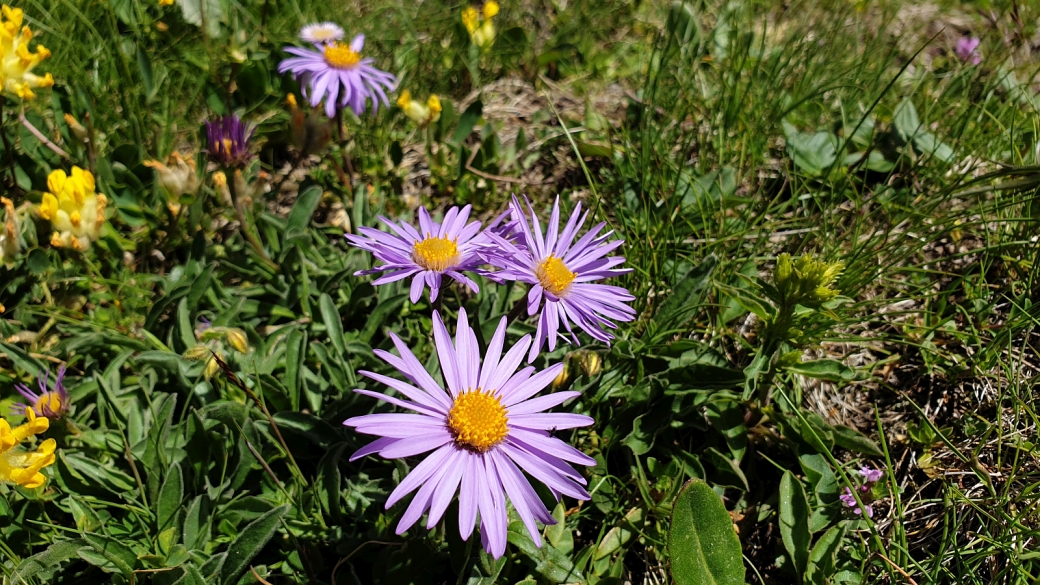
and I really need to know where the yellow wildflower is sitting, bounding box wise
[0,409,56,489]
[0,5,54,100]
[396,90,443,126]
[773,253,844,308]
[144,152,199,215]
[462,1,498,50]
[0,196,18,263]
[159,0,174,5]
[39,166,107,251]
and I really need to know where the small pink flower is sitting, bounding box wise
[955,37,981,65]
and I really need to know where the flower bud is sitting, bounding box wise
[226,328,249,354]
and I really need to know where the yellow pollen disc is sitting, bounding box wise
[34,392,62,414]
[448,389,508,452]
[412,236,459,272]
[323,42,361,69]
[535,256,576,296]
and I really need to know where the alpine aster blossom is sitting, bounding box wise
[345,205,498,303]
[955,37,981,65]
[489,196,635,362]
[0,409,56,488]
[300,22,344,44]
[344,309,595,558]
[12,365,69,419]
[205,115,255,168]
[277,33,397,119]
[0,5,54,100]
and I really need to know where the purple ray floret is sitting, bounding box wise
[277,33,397,119]
[345,204,500,303]
[488,195,636,361]
[12,364,69,419]
[343,308,595,558]
[204,114,255,167]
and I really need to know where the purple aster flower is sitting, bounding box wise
[955,37,981,65]
[277,33,397,119]
[344,308,595,558]
[489,196,636,362]
[300,22,344,44]
[345,204,499,303]
[205,115,255,168]
[12,365,69,419]
[840,485,873,518]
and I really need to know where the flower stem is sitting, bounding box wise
[225,171,279,270]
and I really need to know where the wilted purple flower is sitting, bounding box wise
[488,196,636,362]
[955,37,981,65]
[12,365,69,419]
[205,115,255,167]
[277,33,397,119]
[344,309,595,558]
[345,205,499,303]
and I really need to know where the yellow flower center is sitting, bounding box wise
[34,392,62,415]
[535,256,576,296]
[448,389,508,452]
[323,42,361,69]
[412,236,460,272]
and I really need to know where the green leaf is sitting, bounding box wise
[831,425,884,457]
[285,185,322,244]
[786,359,862,382]
[654,256,718,332]
[316,443,347,519]
[782,121,838,177]
[176,0,225,37]
[507,521,585,583]
[10,539,87,582]
[668,479,745,585]
[319,293,346,357]
[452,100,483,145]
[80,534,137,576]
[892,98,920,142]
[183,495,210,550]
[913,131,955,163]
[666,2,701,47]
[219,504,289,585]
[779,471,812,575]
[157,462,184,533]
[805,524,847,585]
[595,507,644,561]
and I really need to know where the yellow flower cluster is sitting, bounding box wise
[0,5,53,100]
[397,90,442,126]
[39,167,108,251]
[0,410,56,489]
[0,196,18,263]
[773,253,844,308]
[462,1,499,50]
[144,152,199,215]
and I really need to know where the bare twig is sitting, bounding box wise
[20,114,70,159]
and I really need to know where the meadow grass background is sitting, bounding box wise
[2,0,1040,583]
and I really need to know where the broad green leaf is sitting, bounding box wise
[157,462,184,533]
[783,121,838,177]
[219,504,289,585]
[892,99,920,142]
[452,100,483,145]
[786,359,862,382]
[595,507,644,560]
[780,471,812,576]
[319,293,346,357]
[805,524,847,585]
[10,539,87,582]
[654,255,718,332]
[80,534,137,576]
[507,521,585,583]
[668,479,744,585]
[285,185,323,244]
[183,495,210,550]
[545,502,573,555]
[316,443,347,519]
[832,425,884,457]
